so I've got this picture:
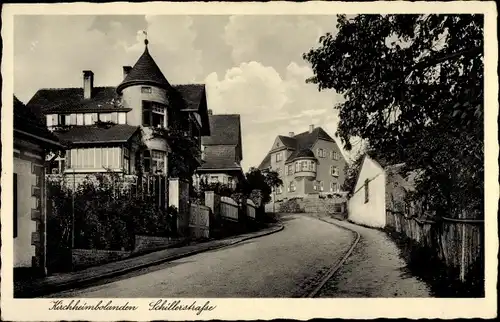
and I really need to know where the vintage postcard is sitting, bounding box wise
[1,1,498,321]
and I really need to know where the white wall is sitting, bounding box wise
[348,156,387,228]
[14,158,37,267]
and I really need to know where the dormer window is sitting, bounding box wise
[141,86,152,94]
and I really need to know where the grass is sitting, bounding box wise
[386,229,485,298]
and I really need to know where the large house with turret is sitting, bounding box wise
[25,40,211,208]
[258,124,347,202]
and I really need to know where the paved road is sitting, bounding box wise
[48,214,355,298]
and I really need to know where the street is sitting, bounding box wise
[47,214,355,298]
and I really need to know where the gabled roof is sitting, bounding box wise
[257,126,336,168]
[27,87,131,114]
[26,85,207,118]
[13,95,62,147]
[116,45,171,94]
[53,124,140,146]
[202,114,241,146]
[197,145,242,172]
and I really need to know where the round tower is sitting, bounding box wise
[116,39,173,173]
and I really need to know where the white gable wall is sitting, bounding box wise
[348,156,387,228]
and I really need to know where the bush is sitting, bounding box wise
[48,173,176,256]
[278,198,304,213]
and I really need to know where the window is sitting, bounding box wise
[84,113,93,125]
[143,150,151,172]
[276,185,282,194]
[46,114,58,127]
[364,179,370,203]
[331,166,339,176]
[317,148,325,158]
[313,181,317,191]
[68,147,122,169]
[301,161,308,171]
[58,114,69,126]
[14,173,18,238]
[319,181,324,192]
[99,113,110,122]
[331,182,340,192]
[143,101,166,127]
[151,150,166,173]
[331,151,339,160]
[70,114,77,125]
[118,112,127,124]
[110,112,118,124]
[123,148,130,174]
[288,181,296,192]
[141,86,152,94]
[76,114,84,125]
[287,164,293,175]
[276,152,282,162]
[295,162,300,172]
[312,161,316,172]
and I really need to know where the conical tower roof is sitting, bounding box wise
[116,41,171,94]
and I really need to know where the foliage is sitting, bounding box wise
[244,167,283,204]
[47,172,176,256]
[304,14,483,218]
[341,151,366,197]
[278,198,304,213]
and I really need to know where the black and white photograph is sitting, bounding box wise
[1,1,497,321]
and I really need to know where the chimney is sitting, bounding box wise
[289,132,294,137]
[83,70,94,99]
[123,66,132,80]
[208,109,213,115]
[309,124,314,133]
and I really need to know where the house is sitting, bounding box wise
[258,124,347,201]
[12,95,65,276]
[194,111,244,189]
[25,39,211,207]
[347,153,417,228]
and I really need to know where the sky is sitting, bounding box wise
[14,15,358,171]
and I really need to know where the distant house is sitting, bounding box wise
[258,124,347,201]
[12,96,64,276]
[347,154,417,228]
[25,40,211,206]
[195,111,244,189]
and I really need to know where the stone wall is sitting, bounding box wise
[72,249,131,270]
[133,235,185,254]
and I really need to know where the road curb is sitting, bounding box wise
[24,224,284,298]
[304,216,361,298]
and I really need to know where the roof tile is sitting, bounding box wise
[53,124,140,145]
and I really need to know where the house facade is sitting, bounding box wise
[25,40,210,206]
[258,124,347,201]
[12,96,64,276]
[194,112,244,190]
[348,154,415,228]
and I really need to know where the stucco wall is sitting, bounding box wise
[311,139,346,193]
[348,156,387,228]
[121,85,169,127]
[14,158,37,267]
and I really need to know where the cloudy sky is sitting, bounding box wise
[14,15,354,171]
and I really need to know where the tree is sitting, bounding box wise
[304,14,483,218]
[341,152,365,198]
[245,167,283,204]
